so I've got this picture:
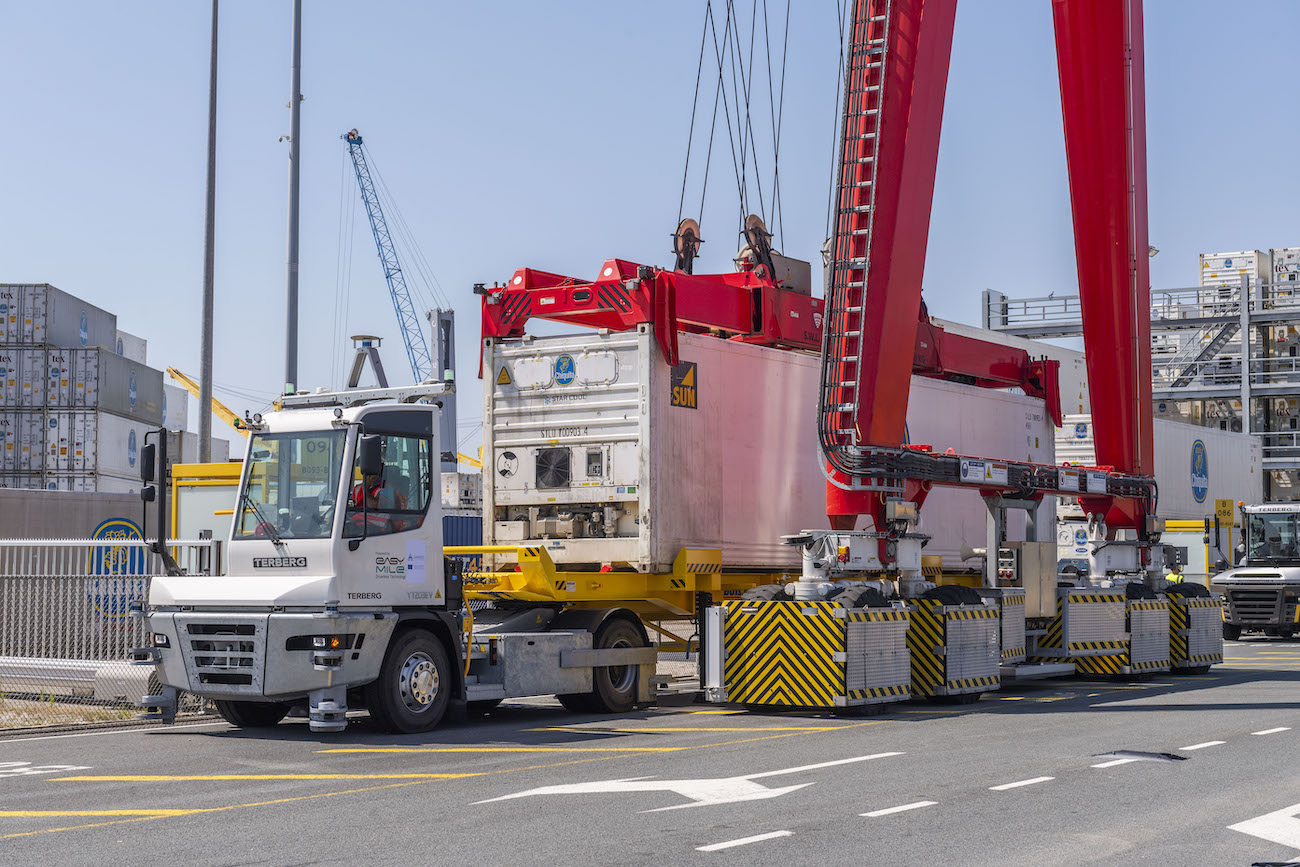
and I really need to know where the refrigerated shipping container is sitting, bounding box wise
[13,348,161,423]
[163,384,189,430]
[0,411,47,473]
[115,330,147,364]
[483,328,1054,573]
[0,284,117,349]
[1055,414,1262,521]
[1199,250,1268,289]
[1271,247,1300,288]
[41,410,156,476]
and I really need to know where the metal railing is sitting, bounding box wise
[1152,355,1300,396]
[0,539,219,734]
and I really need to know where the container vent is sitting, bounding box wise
[536,447,571,489]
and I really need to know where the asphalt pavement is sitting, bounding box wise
[2,638,1298,866]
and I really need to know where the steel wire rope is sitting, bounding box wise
[331,148,352,387]
[676,1,715,229]
[766,0,792,247]
[725,0,767,232]
[705,1,747,229]
[367,150,450,312]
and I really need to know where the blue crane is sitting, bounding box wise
[342,129,432,382]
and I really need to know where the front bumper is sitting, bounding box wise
[147,610,398,701]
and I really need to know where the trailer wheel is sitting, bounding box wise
[214,700,289,729]
[1223,623,1242,641]
[558,617,646,715]
[365,629,451,733]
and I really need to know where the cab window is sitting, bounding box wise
[344,434,432,537]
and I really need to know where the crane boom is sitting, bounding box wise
[165,367,248,439]
[343,129,432,383]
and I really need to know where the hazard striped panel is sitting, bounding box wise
[723,601,845,707]
[907,601,1000,698]
[998,590,1027,663]
[1169,595,1223,667]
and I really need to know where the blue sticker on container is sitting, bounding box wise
[128,429,137,468]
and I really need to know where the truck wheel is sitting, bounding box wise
[214,700,289,728]
[558,617,646,715]
[365,629,451,733]
[1223,623,1242,641]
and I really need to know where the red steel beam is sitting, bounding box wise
[1053,0,1154,530]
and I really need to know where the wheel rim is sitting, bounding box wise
[399,651,439,713]
[606,638,635,693]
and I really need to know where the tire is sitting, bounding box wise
[558,617,647,715]
[740,583,791,602]
[214,700,289,729]
[1223,623,1242,641]
[1165,582,1210,598]
[920,585,984,606]
[831,585,891,609]
[1125,582,1158,600]
[364,629,452,734]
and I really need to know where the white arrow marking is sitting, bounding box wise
[473,752,902,811]
[1228,803,1300,851]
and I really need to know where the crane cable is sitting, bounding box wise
[677,0,790,258]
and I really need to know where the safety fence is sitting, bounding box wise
[0,539,218,734]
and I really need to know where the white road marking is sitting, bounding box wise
[747,752,903,779]
[1229,803,1300,852]
[697,830,793,852]
[861,800,937,817]
[990,776,1054,791]
[1253,727,1291,736]
[475,752,903,811]
[0,762,91,778]
[1091,758,1139,768]
[0,721,228,745]
[1181,741,1226,751]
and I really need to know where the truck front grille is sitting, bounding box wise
[1228,589,1283,624]
[177,616,267,694]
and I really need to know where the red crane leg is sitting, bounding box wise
[1053,0,1154,530]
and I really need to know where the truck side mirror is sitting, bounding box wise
[358,434,383,478]
[140,443,156,483]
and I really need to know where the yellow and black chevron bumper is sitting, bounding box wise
[722,601,911,709]
[1168,595,1224,668]
[906,600,1001,698]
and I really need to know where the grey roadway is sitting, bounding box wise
[1,640,1298,866]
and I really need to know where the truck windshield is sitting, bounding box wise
[1246,512,1300,562]
[235,431,347,540]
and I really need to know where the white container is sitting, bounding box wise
[483,329,1054,572]
[114,330,147,363]
[441,471,483,509]
[0,412,48,473]
[1056,414,1262,522]
[43,349,164,424]
[163,384,189,430]
[0,474,42,490]
[39,472,140,494]
[1199,250,1268,289]
[0,349,50,407]
[42,410,155,476]
[0,284,117,349]
[1270,247,1300,288]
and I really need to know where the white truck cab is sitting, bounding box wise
[137,384,655,733]
[1212,503,1300,639]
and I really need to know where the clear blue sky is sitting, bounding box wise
[3,1,1296,454]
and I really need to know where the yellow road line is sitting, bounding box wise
[529,726,852,733]
[51,773,478,782]
[317,746,690,754]
[0,810,198,818]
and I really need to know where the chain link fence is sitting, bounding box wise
[0,539,217,735]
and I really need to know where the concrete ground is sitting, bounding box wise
[1,638,1298,866]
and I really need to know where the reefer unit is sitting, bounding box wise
[41,410,157,476]
[1199,251,1268,289]
[483,328,1055,573]
[0,284,117,349]
[0,412,47,473]
[1056,415,1262,522]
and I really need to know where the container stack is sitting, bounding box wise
[0,283,181,492]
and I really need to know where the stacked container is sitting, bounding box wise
[0,283,169,492]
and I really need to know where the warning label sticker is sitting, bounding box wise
[496,365,512,386]
[670,361,697,409]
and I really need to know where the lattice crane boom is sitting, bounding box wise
[343,129,432,383]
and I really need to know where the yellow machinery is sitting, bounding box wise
[165,367,248,438]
